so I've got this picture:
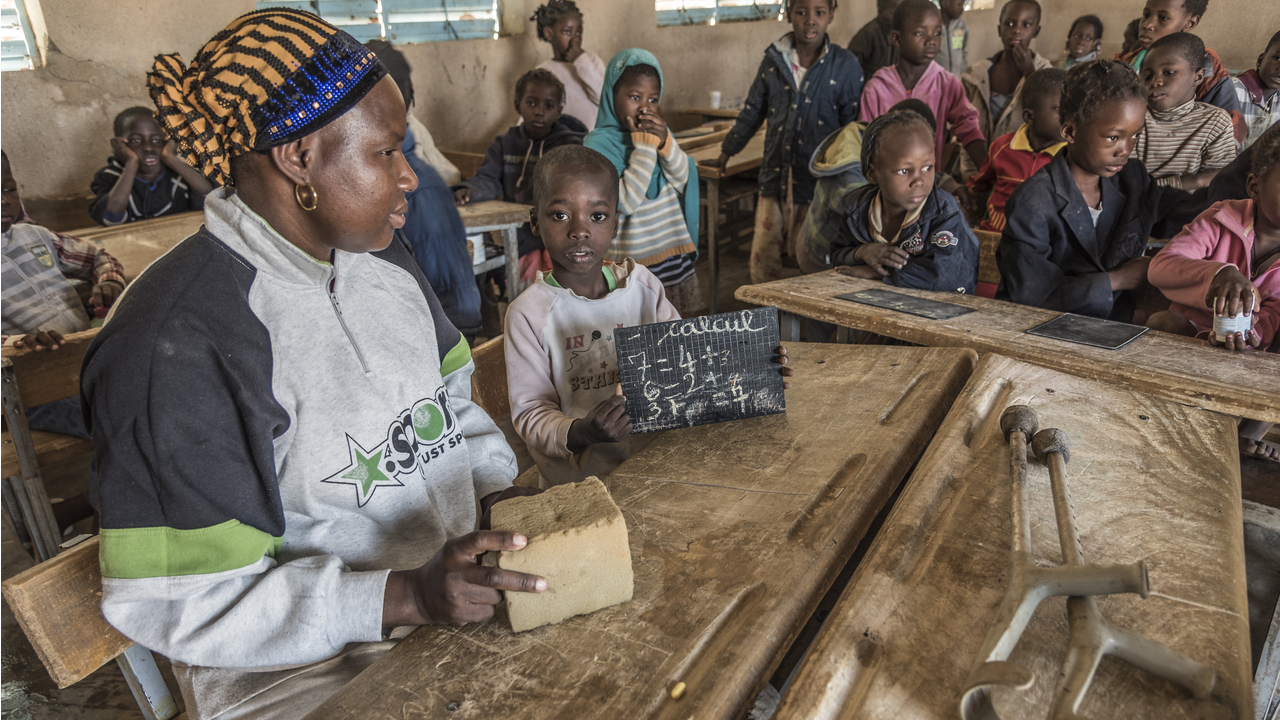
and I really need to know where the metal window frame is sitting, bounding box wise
[255,0,510,43]
[1,0,44,72]
[656,0,784,28]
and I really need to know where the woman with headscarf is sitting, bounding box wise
[81,10,543,718]
[584,49,703,314]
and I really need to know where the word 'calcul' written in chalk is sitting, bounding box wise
[614,307,786,433]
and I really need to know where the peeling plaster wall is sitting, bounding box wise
[2,0,1277,227]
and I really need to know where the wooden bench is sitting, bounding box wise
[2,328,100,561]
[469,335,509,420]
[69,212,205,283]
[1,536,181,719]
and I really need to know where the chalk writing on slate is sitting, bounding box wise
[615,307,785,433]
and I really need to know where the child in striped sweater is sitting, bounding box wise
[585,49,703,314]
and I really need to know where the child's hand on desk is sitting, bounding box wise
[711,153,731,172]
[1206,266,1259,320]
[453,188,471,206]
[835,265,882,280]
[775,346,794,389]
[566,385,632,453]
[1209,325,1261,351]
[853,243,910,277]
[91,280,124,310]
[12,330,65,351]
[384,531,547,627]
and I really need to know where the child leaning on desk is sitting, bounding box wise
[1147,122,1280,462]
[504,146,794,489]
[826,106,979,294]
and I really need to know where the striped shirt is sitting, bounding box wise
[2,222,125,339]
[1134,100,1236,188]
[609,133,697,268]
[1232,70,1280,150]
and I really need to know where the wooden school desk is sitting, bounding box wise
[682,106,743,125]
[687,131,766,314]
[456,200,529,301]
[304,343,978,720]
[736,271,1280,425]
[72,211,204,281]
[773,353,1251,720]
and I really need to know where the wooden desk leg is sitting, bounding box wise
[501,226,520,302]
[1,364,61,561]
[779,311,800,343]
[708,177,720,315]
[835,326,851,344]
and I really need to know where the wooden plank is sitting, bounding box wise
[1,431,93,478]
[68,212,205,282]
[974,228,1001,286]
[677,127,731,152]
[304,344,979,720]
[0,327,99,409]
[775,353,1251,720]
[690,131,765,180]
[683,106,742,120]
[0,536,133,688]
[457,200,532,229]
[735,271,1280,424]
[470,335,509,419]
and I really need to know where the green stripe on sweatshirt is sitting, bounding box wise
[100,520,281,579]
[441,334,471,377]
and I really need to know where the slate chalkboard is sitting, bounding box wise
[836,289,976,320]
[1025,313,1150,350]
[614,307,785,433]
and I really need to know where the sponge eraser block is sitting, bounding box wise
[491,476,634,632]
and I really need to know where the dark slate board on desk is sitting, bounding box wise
[615,307,785,433]
[1025,313,1150,350]
[836,288,976,320]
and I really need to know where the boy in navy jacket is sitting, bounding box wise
[716,0,863,283]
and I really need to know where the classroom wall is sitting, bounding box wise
[3,0,1278,226]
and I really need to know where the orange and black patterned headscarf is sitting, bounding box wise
[149,8,387,186]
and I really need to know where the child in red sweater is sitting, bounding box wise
[1147,123,1280,461]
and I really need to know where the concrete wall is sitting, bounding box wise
[3,0,1277,226]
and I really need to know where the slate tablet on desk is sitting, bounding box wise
[615,307,785,433]
[1025,313,1150,350]
[836,288,976,320]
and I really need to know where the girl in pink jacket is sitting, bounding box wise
[1148,125,1280,461]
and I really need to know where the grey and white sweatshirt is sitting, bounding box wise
[81,189,516,701]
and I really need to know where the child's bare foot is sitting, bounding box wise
[1240,420,1279,463]
[1240,437,1280,463]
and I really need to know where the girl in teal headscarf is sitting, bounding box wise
[584,48,703,314]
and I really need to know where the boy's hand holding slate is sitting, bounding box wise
[567,384,632,453]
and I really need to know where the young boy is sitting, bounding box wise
[859,0,987,172]
[1061,15,1103,70]
[454,69,585,281]
[1232,31,1280,150]
[716,0,863,283]
[89,107,213,226]
[532,1,605,131]
[961,0,1053,147]
[1115,0,1239,118]
[968,68,1066,232]
[936,0,968,77]
[505,145,791,486]
[846,0,903,79]
[4,150,124,348]
[1134,33,1236,190]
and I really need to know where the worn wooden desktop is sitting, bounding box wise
[687,131,765,314]
[456,200,530,300]
[683,106,743,124]
[774,353,1251,719]
[304,343,978,720]
[736,271,1280,425]
[72,211,204,281]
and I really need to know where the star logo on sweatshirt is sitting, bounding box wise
[321,434,404,507]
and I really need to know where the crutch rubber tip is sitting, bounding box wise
[1000,405,1039,441]
[1032,428,1072,464]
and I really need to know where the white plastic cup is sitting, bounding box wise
[709,91,722,109]
[1213,312,1253,342]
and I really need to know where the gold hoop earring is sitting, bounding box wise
[295,183,318,212]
